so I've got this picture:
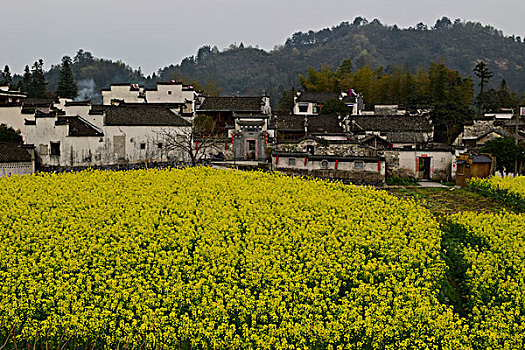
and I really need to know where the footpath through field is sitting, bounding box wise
[384,185,518,219]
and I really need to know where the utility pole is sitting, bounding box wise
[515,104,521,175]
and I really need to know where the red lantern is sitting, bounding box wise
[195,141,199,150]
[264,133,268,144]
[231,133,235,144]
[225,141,228,150]
[304,156,308,166]
[275,155,279,165]
[335,160,339,169]
[378,161,381,171]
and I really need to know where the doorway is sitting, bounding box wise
[246,140,256,160]
[418,156,431,180]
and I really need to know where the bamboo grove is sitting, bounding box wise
[0,168,524,349]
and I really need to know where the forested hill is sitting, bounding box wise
[157,17,525,101]
[8,17,525,104]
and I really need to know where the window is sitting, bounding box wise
[306,145,315,155]
[298,103,308,113]
[321,160,329,169]
[167,90,172,95]
[50,142,60,156]
[354,161,364,169]
[158,143,163,149]
[140,143,146,150]
[288,158,296,166]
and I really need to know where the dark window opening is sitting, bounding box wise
[50,142,60,156]
[158,143,163,149]
[167,91,172,95]
[306,145,315,155]
[140,143,146,150]
[288,158,296,166]
[354,161,364,169]
[298,104,308,113]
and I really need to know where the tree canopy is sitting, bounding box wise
[56,56,78,99]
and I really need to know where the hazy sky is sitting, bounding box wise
[1,0,523,75]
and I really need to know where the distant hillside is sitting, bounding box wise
[158,17,525,103]
[9,17,525,104]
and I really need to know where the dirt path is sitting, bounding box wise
[385,187,517,219]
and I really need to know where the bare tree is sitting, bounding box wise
[158,115,219,166]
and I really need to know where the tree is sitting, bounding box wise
[1,65,12,87]
[0,124,23,143]
[474,61,494,113]
[159,115,218,166]
[481,137,525,175]
[431,102,475,144]
[278,89,295,113]
[320,98,350,115]
[56,56,78,98]
[28,59,47,98]
[18,65,31,93]
[434,17,452,30]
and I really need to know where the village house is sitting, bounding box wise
[272,113,386,183]
[0,143,35,177]
[195,95,273,162]
[293,91,363,116]
[102,82,197,117]
[19,103,191,168]
[0,86,26,105]
[453,110,523,149]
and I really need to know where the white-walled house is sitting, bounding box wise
[0,143,35,177]
[102,82,197,117]
[293,91,362,116]
[22,104,191,168]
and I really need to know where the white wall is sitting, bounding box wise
[0,162,33,177]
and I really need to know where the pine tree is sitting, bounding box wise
[28,59,47,98]
[1,65,12,87]
[56,56,78,99]
[19,65,31,94]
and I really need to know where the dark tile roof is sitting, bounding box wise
[385,131,427,143]
[55,116,104,137]
[296,92,339,104]
[22,98,54,107]
[89,105,110,115]
[65,100,91,106]
[472,155,493,163]
[104,105,191,126]
[275,114,345,134]
[198,96,263,112]
[0,143,32,163]
[351,115,432,132]
[307,114,345,134]
[275,114,304,131]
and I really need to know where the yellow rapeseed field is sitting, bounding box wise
[468,176,525,207]
[0,167,467,349]
[445,211,525,349]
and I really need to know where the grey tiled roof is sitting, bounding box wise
[104,105,191,126]
[198,97,263,112]
[55,116,104,137]
[0,143,32,163]
[351,115,432,132]
[296,92,340,104]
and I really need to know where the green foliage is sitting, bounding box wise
[28,59,47,98]
[481,137,525,174]
[278,89,295,113]
[157,19,525,104]
[320,98,350,115]
[56,56,78,99]
[0,124,23,143]
[1,65,12,86]
[19,65,31,94]
[386,176,419,186]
